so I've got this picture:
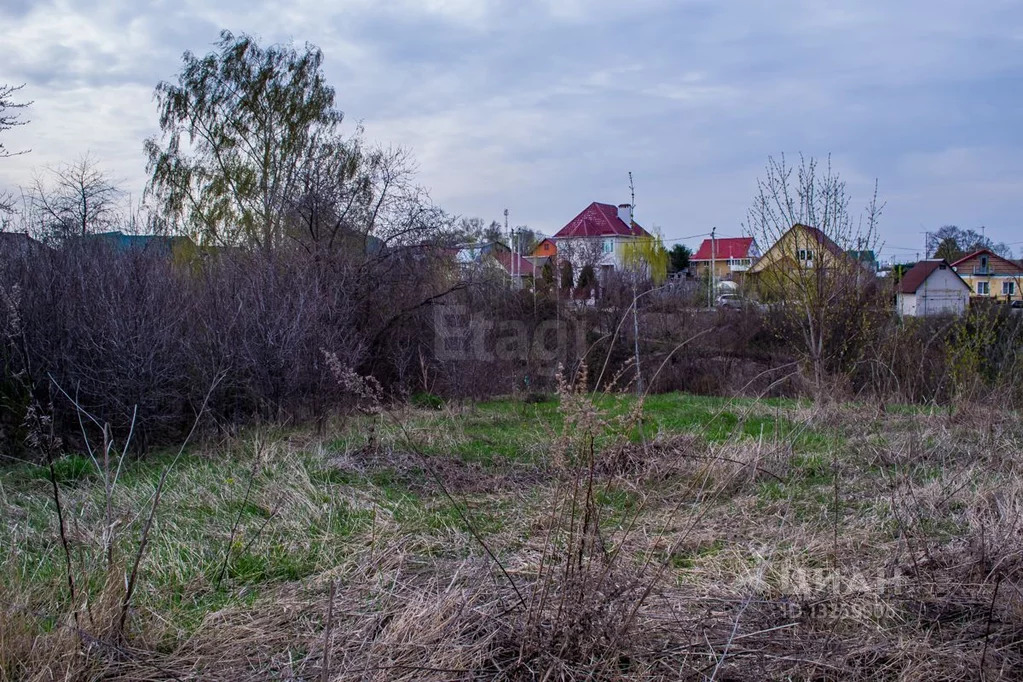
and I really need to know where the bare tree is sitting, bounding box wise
[0,83,31,214]
[30,154,124,242]
[0,83,30,160]
[746,153,884,395]
[556,238,607,289]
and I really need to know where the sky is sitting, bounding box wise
[1,0,1022,260]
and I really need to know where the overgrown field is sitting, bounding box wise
[2,390,1022,680]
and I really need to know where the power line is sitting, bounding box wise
[660,232,713,243]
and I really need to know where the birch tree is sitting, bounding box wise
[145,31,343,251]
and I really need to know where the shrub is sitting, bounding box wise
[410,391,443,410]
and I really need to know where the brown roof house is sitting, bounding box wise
[896,259,971,317]
[950,249,1023,303]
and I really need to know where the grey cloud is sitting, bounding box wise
[0,0,1021,252]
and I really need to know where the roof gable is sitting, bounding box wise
[898,259,970,294]
[750,223,850,274]
[493,249,536,276]
[531,238,557,256]
[789,224,844,257]
[552,202,650,239]
[950,248,1023,273]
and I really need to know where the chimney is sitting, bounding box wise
[617,203,633,227]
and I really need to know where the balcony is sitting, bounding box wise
[973,267,992,276]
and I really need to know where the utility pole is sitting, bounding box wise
[628,171,642,396]
[511,227,516,284]
[629,171,636,217]
[504,208,512,289]
[709,226,716,308]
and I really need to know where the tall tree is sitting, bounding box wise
[145,31,343,251]
[933,236,963,262]
[286,136,443,254]
[621,233,670,395]
[449,217,506,245]
[668,243,691,273]
[745,153,883,395]
[30,154,123,242]
[512,226,539,255]
[927,224,1011,259]
[622,234,669,285]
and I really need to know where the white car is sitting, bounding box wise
[716,294,743,309]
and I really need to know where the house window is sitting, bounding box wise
[980,255,989,271]
[1003,281,1016,296]
[602,239,613,254]
[977,281,989,295]
[798,249,814,262]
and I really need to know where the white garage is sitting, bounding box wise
[897,259,971,317]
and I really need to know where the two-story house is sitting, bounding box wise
[689,236,760,281]
[950,249,1023,303]
[551,202,650,285]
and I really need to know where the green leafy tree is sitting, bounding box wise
[927,224,1012,259]
[621,235,669,285]
[560,261,574,289]
[513,226,539,255]
[620,234,669,394]
[668,243,691,273]
[539,260,555,292]
[933,236,963,262]
[578,264,597,290]
[145,31,343,251]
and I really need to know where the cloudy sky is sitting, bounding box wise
[2,0,1021,259]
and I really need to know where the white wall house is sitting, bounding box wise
[896,259,971,317]
[551,201,651,285]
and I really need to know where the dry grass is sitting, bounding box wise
[2,394,1022,680]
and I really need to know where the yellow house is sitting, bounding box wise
[748,224,846,274]
[949,249,1023,303]
[747,223,867,299]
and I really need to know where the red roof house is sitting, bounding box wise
[550,202,656,290]
[552,202,650,239]
[690,236,760,280]
[691,237,757,261]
